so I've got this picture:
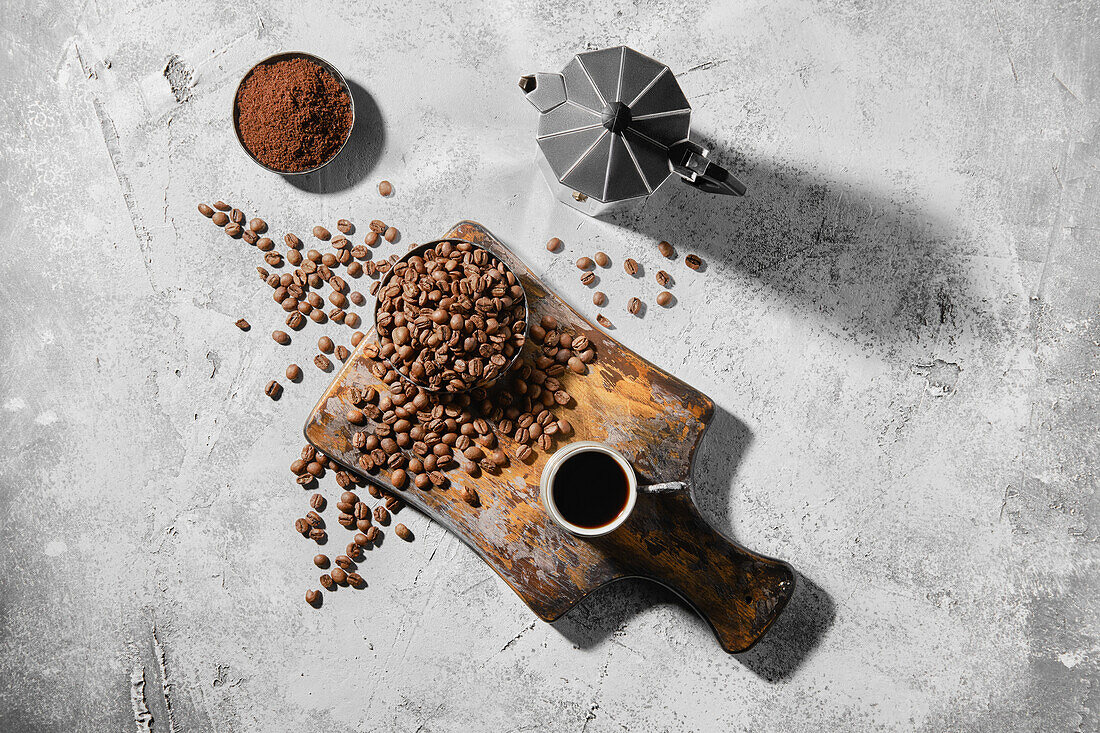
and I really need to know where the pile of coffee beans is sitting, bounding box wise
[375,241,527,393]
[548,236,703,324]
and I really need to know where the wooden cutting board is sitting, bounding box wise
[304,220,794,653]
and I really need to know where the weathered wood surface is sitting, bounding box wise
[304,220,794,653]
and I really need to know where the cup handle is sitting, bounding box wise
[612,481,794,653]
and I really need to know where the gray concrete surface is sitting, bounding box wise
[1,0,1098,731]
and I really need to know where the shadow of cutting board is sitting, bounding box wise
[304,220,794,653]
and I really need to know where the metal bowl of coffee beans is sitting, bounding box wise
[233,51,356,175]
[374,239,529,393]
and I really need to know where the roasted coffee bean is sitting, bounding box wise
[596,314,613,328]
[328,291,348,308]
[338,490,357,506]
[390,469,408,489]
[338,513,355,528]
[334,555,354,570]
[285,312,304,331]
[257,266,270,281]
[365,526,380,543]
[384,226,398,242]
[264,252,283,266]
[295,473,315,486]
[594,251,610,267]
[284,232,302,249]
[354,531,370,546]
[306,461,323,477]
[657,291,673,307]
[306,511,324,528]
[291,458,307,474]
[312,225,330,241]
[212,200,230,211]
[306,589,322,607]
[212,211,229,226]
[242,229,258,245]
[545,237,562,252]
[225,223,243,237]
[656,270,672,287]
[229,208,244,224]
[346,408,365,425]
[576,256,594,270]
[330,567,348,585]
[285,248,302,266]
[460,487,479,506]
[356,517,372,532]
[314,354,332,371]
[309,528,327,542]
[370,219,387,233]
[309,493,325,510]
[685,253,703,270]
[364,231,380,247]
[623,258,639,276]
[313,554,329,568]
[295,517,310,535]
[318,336,334,353]
[566,357,585,374]
[374,505,390,523]
[333,345,348,362]
[250,234,269,249]
[331,237,349,251]
[319,574,335,590]
[265,380,282,399]
[516,445,533,461]
[657,240,674,257]
[301,445,316,462]
[309,308,326,324]
[328,308,345,323]
[580,272,596,286]
[273,330,290,345]
[346,572,364,587]
[235,318,250,331]
[394,523,412,541]
[280,297,298,313]
[627,297,642,315]
[198,203,214,217]
[354,502,370,521]
[333,218,352,235]
[248,217,266,233]
[385,495,402,511]
[378,180,393,196]
[592,291,607,307]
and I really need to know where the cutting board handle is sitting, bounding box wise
[605,484,795,653]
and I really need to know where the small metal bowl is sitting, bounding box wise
[232,51,355,175]
[373,239,529,394]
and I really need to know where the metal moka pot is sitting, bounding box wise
[520,46,745,217]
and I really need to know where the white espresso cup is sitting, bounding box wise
[539,441,638,537]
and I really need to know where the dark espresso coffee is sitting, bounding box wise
[551,450,630,529]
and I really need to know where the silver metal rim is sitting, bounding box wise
[372,239,530,394]
[232,51,356,176]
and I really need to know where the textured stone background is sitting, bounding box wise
[1,0,1097,731]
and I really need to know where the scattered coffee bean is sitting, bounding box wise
[336,218,353,234]
[580,272,595,286]
[212,211,229,226]
[198,203,214,217]
[249,218,267,233]
[460,487,480,507]
[286,311,305,330]
[313,226,330,240]
[656,271,672,287]
[309,492,325,510]
[592,291,607,307]
[314,354,332,371]
[306,589,322,606]
[285,233,302,249]
[596,314,613,328]
[319,574,335,590]
[265,380,282,399]
[318,336,334,353]
[364,231,379,247]
[685,254,702,270]
[256,237,274,251]
[374,505,390,523]
[657,291,673,307]
[369,220,386,233]
[335,345,350,361]
[346,572,364,587]
[230,208,245,224]
[394,523,412,541]
[295,517,310,535]
[334,555,354,570]
[235,318,250,331]
[225,223,243,237]
[351,331,365,347]
[384,226,398,242]
[264,252,283,266]
[576,256,594,270]
[378,180,393,196]
[623,258,639,276]
[546,237,562,252]
[594,251,610,267]
[658,240,674,258]
[628,297,642,315]
[213,200,230,211]
[345,312,361,329]
[365,526,380,543]
[273,330,290,345]
[242,229,258,245]
[313,554,329,568]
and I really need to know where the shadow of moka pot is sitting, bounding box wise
[521,46,746,217]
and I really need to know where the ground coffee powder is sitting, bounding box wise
[236,58,353,173]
